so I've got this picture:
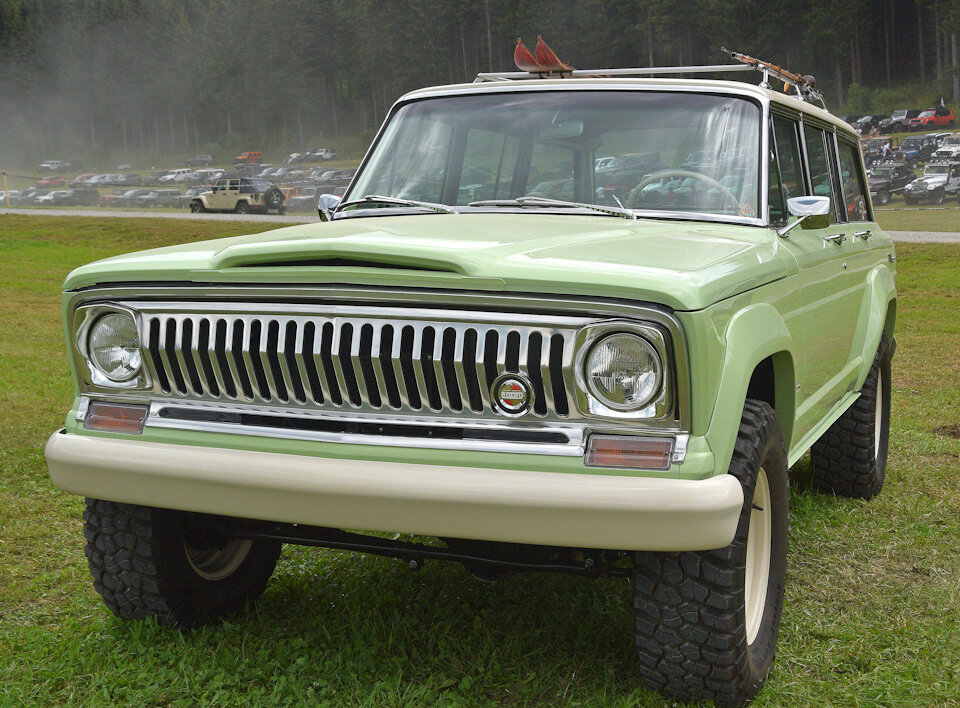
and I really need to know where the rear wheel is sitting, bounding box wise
[83,499,280,627]
[633,400,788,707]
[234,201,251,214]
[875,190,889,206]
[811,334,891,499]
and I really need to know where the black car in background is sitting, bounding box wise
[854,114,886,134]
[867,162,915,205]
[136,189,182,208]
[286,186,322,212]
[185,154,215,167]
[895,134,941,167]
[880,109,921,134]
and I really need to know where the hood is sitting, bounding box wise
[908,175,947,188]
[63,214,795,312]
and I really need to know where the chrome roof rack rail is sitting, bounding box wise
[474,64,754,82]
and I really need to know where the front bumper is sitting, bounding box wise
[45,431,743,551]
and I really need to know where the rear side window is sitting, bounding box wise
[836,141,869,222]
[803,126,839,223]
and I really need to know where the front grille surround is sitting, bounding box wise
[69,287,689,454]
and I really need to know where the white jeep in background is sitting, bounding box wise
[932,135,960,160]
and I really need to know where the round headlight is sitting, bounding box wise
[88,313,142,382]
[585,333,662,411]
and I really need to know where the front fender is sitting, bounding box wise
[704,303,795,477]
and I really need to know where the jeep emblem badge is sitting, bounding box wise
[491,373,533,417]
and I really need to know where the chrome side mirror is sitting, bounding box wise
[778,196,831,237]
[317,193,341,222]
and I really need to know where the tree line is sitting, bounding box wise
[1,0,959,164]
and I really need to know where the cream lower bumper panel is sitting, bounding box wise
[45,431,743,551]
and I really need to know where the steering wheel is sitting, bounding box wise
[625,169,744,214]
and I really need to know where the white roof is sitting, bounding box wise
[399,77,856,137]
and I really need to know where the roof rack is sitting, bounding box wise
[475,47,828,111]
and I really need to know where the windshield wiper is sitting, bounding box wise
[468,195,637,220]
[336,194,457,215]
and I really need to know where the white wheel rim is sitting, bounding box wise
[184,538,253,581]
[875,376,883,459]
[744,467,772,645]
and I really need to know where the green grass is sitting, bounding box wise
[1,215,959,706]
[875,206,960,232]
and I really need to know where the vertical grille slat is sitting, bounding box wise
[133,308,587,421]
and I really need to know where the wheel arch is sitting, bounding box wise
[852,265,897,389]
[704,303,796,477]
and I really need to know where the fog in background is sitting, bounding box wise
[1,0,958,169]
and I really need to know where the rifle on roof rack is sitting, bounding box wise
[720,47,826,109]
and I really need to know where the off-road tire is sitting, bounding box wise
[875,190,889,206]
[904,195,917,205]
[810,334,891,500]
[189,201,205,213]
[633,400,789,707]
[234,201,251,214]
[932,188,945,205]
[83,499,281,627]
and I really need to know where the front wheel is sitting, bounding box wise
[876,190,889,206]
[189,201,205,213]
[933,188,946,205]
[904,195,917,206]
[633,400,788,706]
[83,500,280,627]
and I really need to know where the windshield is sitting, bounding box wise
[347,90,761,221]
[901,138,922,149]
[892,110,908,119]
[869,167,893,178]
[919,110,935,118]
[924,165,949,175]
[944,137,960,146]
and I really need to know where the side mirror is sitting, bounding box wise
[317,193,341,222]
[778,196,831,237]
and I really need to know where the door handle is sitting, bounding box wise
[823,233,846,245]
[853,230,872,240]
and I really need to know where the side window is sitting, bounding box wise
[837,140,869,222]
[770,116,804,222]
[803,126,839,223]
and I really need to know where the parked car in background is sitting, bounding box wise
[933,134,960,160]
[190,177,285,214]
[0,189,21,204]
[145,170,171,186]
[173,187,205,208]
[35,190,74,206]
[37,175,65,188]
[308,147,338,160]
[37,160,64,172]
[903,161,960,204]
[160,168,191,184]
[285,185,321,211]
[909,106,956,130]
[25,189,51,205]
[309,168,337,182]
[69,174,97,188]
[255,165,278,178]
[235,151,263,165]
[136,189,182,208]
[11,187,39,205]
[879,109,921,134]
[895,134,940,166]
[185,154,215,167]
[853,114,886,134]
[69,188,101,206]
[189,168,224,184]
[98,189,129,207]
[867,161,914,205]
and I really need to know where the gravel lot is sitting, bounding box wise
[1,207,957,242]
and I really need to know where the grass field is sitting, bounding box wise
[875,206,960,232]
[1,215,959,706]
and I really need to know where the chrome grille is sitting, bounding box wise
[140,306,587,420]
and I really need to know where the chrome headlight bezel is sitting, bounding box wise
[74,304,149,390]
[574,321,674,420]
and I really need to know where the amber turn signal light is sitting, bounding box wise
[84,401,148,434]
[585,435,674,470]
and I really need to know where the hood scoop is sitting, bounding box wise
[210,239,471,275]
